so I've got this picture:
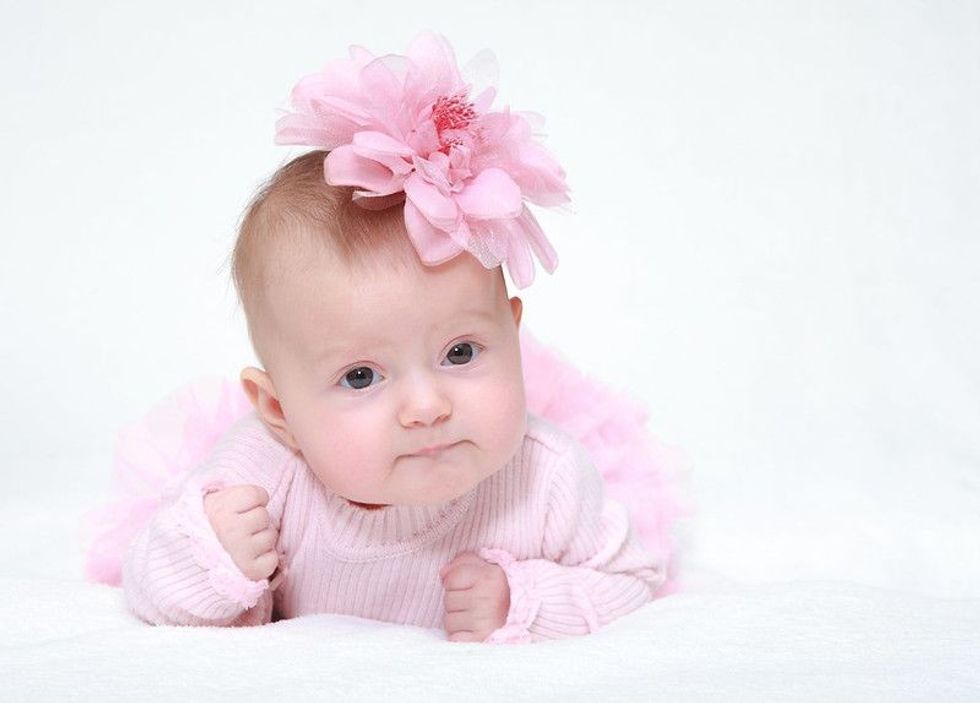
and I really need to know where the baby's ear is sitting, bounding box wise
[240,367,300,450]
[509,296,523,327]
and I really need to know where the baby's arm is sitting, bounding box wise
[121,413,296,627]
[480,442,667,643]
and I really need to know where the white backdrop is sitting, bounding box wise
[2,1,978,602]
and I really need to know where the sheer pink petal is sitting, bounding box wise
[358,55,402,102]
[288,66,365,112]
[515,207,559,273]
[274,112,358,149]
[450,217,473,249]
[404,32,463,103]
[466,221,506,268]
[504,231,535,289]
[516,141,571,206]
[461,48,498,109]
[471,86,497,114]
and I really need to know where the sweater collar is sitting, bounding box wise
[313,480,478,560]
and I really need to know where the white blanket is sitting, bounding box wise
[3,573,977,701]
[2,486,978,702]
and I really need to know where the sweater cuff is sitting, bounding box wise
[478,547,541,645]
[172,476,270,610]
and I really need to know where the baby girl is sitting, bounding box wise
[122,33,666,643]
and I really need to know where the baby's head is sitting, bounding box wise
[231,151,527,509]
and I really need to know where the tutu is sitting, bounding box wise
[80,329,688,593]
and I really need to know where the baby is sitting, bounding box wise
[121,34,666,643]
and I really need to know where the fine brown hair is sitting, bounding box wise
[228,150,418,362]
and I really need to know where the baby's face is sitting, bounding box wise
[259,248,526,508]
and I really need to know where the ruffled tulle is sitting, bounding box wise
[516,329,690,595]
[80,329,688,592]
[80,378,253,587]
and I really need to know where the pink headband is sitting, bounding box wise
[274,32,570,289]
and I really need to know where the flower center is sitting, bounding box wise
[432,92,476,133]
[431,92,478,155]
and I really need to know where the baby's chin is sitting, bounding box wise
[342,473,486,510]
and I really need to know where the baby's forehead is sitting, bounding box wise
[267,249,507,356]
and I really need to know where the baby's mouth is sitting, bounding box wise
[404,441,463,458]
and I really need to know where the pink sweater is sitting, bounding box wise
[122,411,666,643]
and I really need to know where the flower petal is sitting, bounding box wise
[504,233,535,289]
[454,168,522,220]
[467,221,507,267]
[461,49,498,110]
[450,217,473,249]
[406,120,440,156]
[514,207,559,273]
[403,200,463,265]
[351,131,416,176]
[404,32,463,104]
[274,111,358,149]
[403,172,458,230]
[352,130,415,157]
[351,190,406,211]
[516,141,570,206]
[325,145,403,195]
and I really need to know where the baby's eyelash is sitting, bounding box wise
[335,340,485,390]
[338,365,385,390]
[442,340,484,366]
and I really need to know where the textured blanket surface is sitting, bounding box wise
[3,571,978,702]
[4,486,979,702]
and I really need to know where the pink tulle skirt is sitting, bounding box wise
[80,329,688,594]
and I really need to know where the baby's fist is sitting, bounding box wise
[440,551,510,643]
[203,484,279,582]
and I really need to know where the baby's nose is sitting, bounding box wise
[398,375,452,427]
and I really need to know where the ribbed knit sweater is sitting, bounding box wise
[122,411,666,643]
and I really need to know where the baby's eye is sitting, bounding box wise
[442,342,482,366]
[339,366,384,390]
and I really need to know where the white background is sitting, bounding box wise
[2,1,978,597]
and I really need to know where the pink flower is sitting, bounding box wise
[274,32,570,288]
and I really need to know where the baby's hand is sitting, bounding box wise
[203,485,279,583]
[439,552,510,643]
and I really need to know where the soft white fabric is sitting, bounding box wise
[2,485,978,701]
[2,572,977,701]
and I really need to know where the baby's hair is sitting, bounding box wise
[229,150,512,370]
[230,150,418,366]
[232,150,421,303]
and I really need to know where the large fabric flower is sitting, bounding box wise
[274,32,570,288]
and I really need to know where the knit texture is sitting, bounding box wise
[122,411,667,642]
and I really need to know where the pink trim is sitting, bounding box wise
[479,547,540,644]
[174,477,270,609]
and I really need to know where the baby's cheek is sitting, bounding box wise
[302,414,380,491]
[321,433,359,470]
[475,373,527,458]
